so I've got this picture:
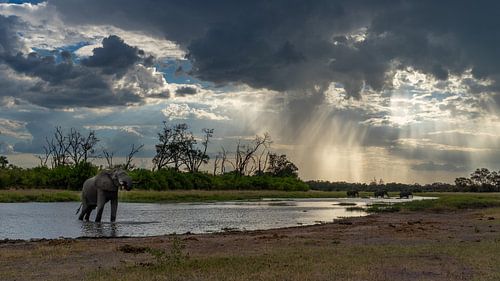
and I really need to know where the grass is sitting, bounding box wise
[2,189,500,213]
[119,190,350,203]
[0,189,79,203]
[398,192,500,212]
[87,239,500,281]
[0,189,353,203]
[365,192,500,213]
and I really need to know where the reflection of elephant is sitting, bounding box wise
[399,191,413,198]
[77,169,132,222]
[347,190,359,198]
[374,190,389,198]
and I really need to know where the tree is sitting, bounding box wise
[470,168,494,192]
[183,128,213,173]
[0,155,8,169]
[41,127,99,167]
[102,143,143,170]
[232,133,272,176]
[213,146,228,175]
[455,177,473,190]
[152,122,188,171]
[266,153,298,178]
[102,148,115,168]
[124,143,144,170]
[67,128,99,164]
[0,131,8,169]
[153,122,213,172]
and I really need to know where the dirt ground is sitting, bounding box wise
[1,209,499,281]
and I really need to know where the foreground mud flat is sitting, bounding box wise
[1,209,499,281]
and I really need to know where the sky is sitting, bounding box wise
[0,0,499,184]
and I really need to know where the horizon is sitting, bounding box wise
[1,1,500,184]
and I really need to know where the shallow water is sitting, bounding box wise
[0,197,429,239]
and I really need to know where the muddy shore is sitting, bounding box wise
[1,209,499,280]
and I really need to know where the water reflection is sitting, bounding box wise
[0,197,432,239]
[81,221,118,237]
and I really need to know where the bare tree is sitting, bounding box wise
[234,133,272,175]
[183,128,213,173]
[124,143,144,170]
[67,128,99,164]
[42,127,99,167]
[45,127,69,167]
[102,148,114,168]
[213,153,220,175]
[37,146,51,167]
[213,146,228,175]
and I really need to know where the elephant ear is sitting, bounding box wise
[95,171,117,192]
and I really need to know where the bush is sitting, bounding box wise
[0,165,310,192]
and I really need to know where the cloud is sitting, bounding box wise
[0,2,185,59]
[81,35,153,76]
[162,103,229,121]
[175,86,197,96]
[44,0,500,102]
[0,26,166,108]
[0,14,22,53]
[411,161,467,172]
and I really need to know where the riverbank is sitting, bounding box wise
[0,189,377,203]
[1,206,499,280]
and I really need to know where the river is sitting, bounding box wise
[0,197,428,239]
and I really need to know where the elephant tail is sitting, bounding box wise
[75,203,82,215]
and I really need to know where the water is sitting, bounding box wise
[0,197,429,239]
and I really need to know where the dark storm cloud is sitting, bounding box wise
[81,35,154,76]
[175,86,197,96]
[0,26,154,108]
[49,0,500,100]
[0,15,22,54]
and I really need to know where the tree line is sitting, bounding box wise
[0,123,303,190]
[308,168,500,193]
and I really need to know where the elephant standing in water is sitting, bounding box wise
[77,169,132,222]
[374,190,389,198]
[399,191,413,198]
[346,190,359,198]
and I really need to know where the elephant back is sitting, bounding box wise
[95,171,118,192]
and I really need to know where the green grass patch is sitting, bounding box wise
[366,203,401,213]
[0,189,80,203]
[398,193,500,212]
[366,193,500,213]
[0,189,350,203]
[118,190,349,203]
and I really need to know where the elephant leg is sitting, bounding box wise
[110,198,118,222]
[78,206,87,220]
[95,190,106,222]
[78,204,88,221]
[84,206,95,221]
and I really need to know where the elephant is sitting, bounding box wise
[399,191,413,199]
[346,190,359,198]
[76,169,132,222]
[374,190,389,198]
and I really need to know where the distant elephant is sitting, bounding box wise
[399,191,413,199]
[374,190,389,198]
[76,169,132,222]
[347,190,359,198]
